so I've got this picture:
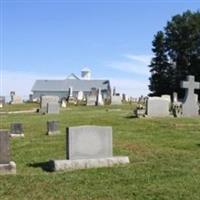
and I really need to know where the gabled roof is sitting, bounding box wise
[32,79,110,92]
[67,73,80,80]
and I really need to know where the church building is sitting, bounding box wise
[31,68,111,101]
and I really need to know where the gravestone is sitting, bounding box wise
[161,95,171,102]
[48,126,129,171]
[111,96,122,105]
[87,95,97,106]
[0,131,16,174]
[96,88,104,106]
[67,87,77,104]
[61,99,67,108]
[181,75,200,117]
[10,123,24,137]
[47,102,60,114]
[0,132,10,164]
[173,92,178,103]
[0,96,5,108]
[67,126,112,160]
[11,95,23,104]
[47,121,60,135]
[77,91,84,101]
[147,97,170,117]
[40,95,59,114]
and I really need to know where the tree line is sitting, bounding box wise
[149,10,200,98]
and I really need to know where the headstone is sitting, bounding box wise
[67,126,112,160]
[11,95,23,104]
[113,87,116,96]
[181,75,200,117]
[48,126,129,171]
[47,121,60,135]
[161,95,171,102]
[147,97,170,117]
[47,102,60,114]
[0,131,10,164]
[69,86,73,97]
[61,99,67,108]
[10,123,24,137]
[10,91,15,102]
[173,92,178,103]
[111,96,122,105]
[67,86,77,104]
[0,131,16,174]
[40,95,59,113]
[77,91,84,101]
[96,88,104,106]
[29,94,33,102]
[86,95,97,106]
[0,96,5,108]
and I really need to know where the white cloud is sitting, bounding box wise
[107,54,152,76]
[109,77,149,97]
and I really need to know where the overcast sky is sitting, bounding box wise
[1,0,199,99]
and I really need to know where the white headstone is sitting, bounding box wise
[147,97,170,117]
[77,91,84,101]
[96,88,104,106]
[181,75,200,117]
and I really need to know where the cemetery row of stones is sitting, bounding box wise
[135,75,200,118]
[0,123,129,174]
[0,75,199,174]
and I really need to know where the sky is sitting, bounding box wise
[0,0,199,99]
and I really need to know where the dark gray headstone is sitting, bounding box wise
[0,131,10,164]
[10,123,23,135]
[66,126,112,160]
[47,121,60,134]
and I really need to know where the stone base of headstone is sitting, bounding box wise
[67,97,77,105]
[0,161,16,175]
[10,134,24,138]
[47,131,60,135]
[48,156,129,172]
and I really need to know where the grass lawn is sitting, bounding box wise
[1,103,200,200]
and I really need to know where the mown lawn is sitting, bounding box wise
[0,103,200,200]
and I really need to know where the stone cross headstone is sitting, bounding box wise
[0,131,10,164]
[66,126,113,160]
[47,121,60,135]
[181,75,200,117]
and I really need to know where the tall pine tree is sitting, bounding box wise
[149,31,173,96]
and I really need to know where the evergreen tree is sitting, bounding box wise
[149,10,200,98]
[149,31,173,96]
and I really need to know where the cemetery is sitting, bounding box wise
[1,95,200,199]
[1,4,200,200]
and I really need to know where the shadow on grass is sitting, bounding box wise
[124,115,137,119]
[27,161,53,172]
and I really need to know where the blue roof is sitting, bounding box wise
[32,79,110,92]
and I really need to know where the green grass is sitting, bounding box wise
[1,103,200,200]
